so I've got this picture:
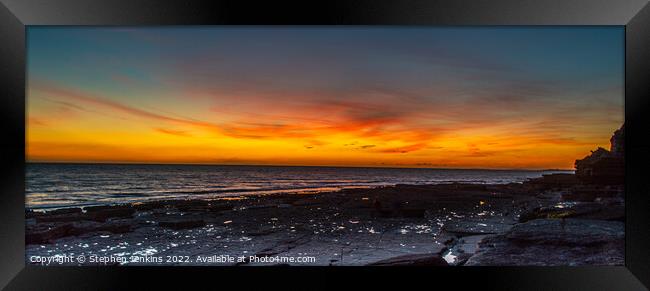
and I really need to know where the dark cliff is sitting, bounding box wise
[574,124,624,185]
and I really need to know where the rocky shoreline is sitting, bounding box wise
[25,173,624,266]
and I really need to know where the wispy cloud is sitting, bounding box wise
[31,81,223,131]
[376,143,429,154]
[155,128,191,137]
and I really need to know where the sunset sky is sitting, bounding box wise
[26,27,624,169]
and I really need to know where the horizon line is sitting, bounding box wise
[25,160,575,172]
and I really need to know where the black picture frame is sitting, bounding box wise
[1,0,649,290]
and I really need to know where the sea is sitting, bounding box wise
[26,163,573,209]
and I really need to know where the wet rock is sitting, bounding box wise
[465,219,624,266]
[49,208,83,215]
[505,218,623,244]
[25,209,40,219]
[248,226,279,236]
[256,235,311,257]
[26,223,76,245]
[443,220,513,236]
[519,202,624,223]
[525,173,578,190]
[245,204,278,210]
[292,197,323,207]
[84,207,136,222]
[374,208,394,218]
[35,207,135,223]
[158,219,206,230]
[26,180,624,266]
[32,208,83,223]
[371,200,426,218]
[210,204,235,212]
[563,185,623,202]
[132,200,169,211]
[340,198,374,210]
[80,222,133,234]
[367,253,448,266]
[25,221,133,245]
[574,204,624,221]
[442,235,488,265]
[35,213,83,223]
[176,203,209,212]
[175,200,232,212]
[519,207,573,222]
[398,208,427,218]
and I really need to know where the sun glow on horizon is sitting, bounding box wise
[26,27,624,170]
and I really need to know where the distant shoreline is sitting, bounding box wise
[25,161,575,172]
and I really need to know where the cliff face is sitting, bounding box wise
[574,124,624,185]
[610,123,624,157]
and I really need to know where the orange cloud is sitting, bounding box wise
[27,80,621,169]
[27,117,47,126]
[155,128,191,137]
[376,143,429,154]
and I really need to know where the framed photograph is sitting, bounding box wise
[1,0,649,289]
